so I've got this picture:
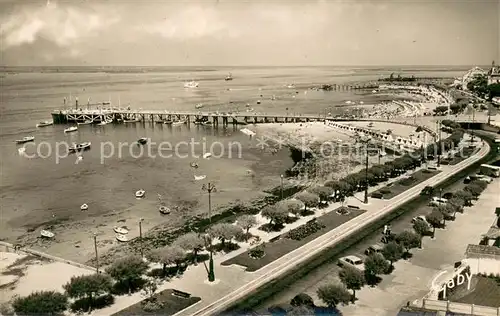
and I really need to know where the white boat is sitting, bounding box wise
[113,226,129,234]
[159,205,171,214]
[203,153,212,159]
[202,121,212,127]
[97,119,112,126]
[190,162,199,168]
[135,189,145,198]
[64,126,78,133]
[77,120,93,125]
[115,234,128,242]
[184,81,199,88]
[225,73,233,81]
[40,230,54,238]
[18,147,26,155]
[194,175,206,181]
[15,136,34,144]
[172,121,185,126]
[80,203,88,211]
[36,121,53,127]
[69,142,91,152]
[124,118,140,123]
[195,103,204,109]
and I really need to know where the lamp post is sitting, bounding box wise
[139,218,144,258]
[280,174,284,199]
[364,151,369,204]
[437,120,442,167]
[93,233,99,273]
[202,182,217,282]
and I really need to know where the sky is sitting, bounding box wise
[0,0,498,66]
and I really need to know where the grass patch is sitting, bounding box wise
[221,207,365,272]
[111,289,200,316]
[371,169,440,200]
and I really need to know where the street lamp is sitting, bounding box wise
[202,182,217,282]
[139,218,144,258]
[280,174,284,200]
[93,233,99,273]
[363,151,369,204]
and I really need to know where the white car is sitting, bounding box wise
[476,175,493,183]
[429,197,448,206]
[412,215,429,225]
[338,255,365,271]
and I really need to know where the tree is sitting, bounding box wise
[276,199,304,216]
[338,267,365,301]
[465,183,484,197]
[207,223,242,246]
[261,205,288,225]
[173,232,204,263]
[364,253,390,277]
[290,293,314,307]
[426,211,444,236]
[12,291,67,315]
[236,215,257,239]
[106,255,148,293]
[395,230,420,254]
[382,241,404,268]
[454,191,473,206]
[436,204,455,222]
[448,197,465,214]
[63,274,112,311]
[412,220,430,247]
[310,186,334,203]
[317,283,351,308]
[286,305,315,316]
[148,245,186,274]
[295,191,320,211]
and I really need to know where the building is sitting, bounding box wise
[464,244,500,275]
[487,60,500,85]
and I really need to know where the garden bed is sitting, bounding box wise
[371,169,440,200]
[448,147,477,165]
[111,289,201,316]
[221,207,365,272]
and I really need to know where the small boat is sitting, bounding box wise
[135,189,145,198]
[80,203,88,211]
[69,142,91,152]
[256,100,261,104]
[124,118,140,123]
[77,120,93,125]
[225,73,233,81]
[159,205,171,214]
[155,120,166,124]
[18,147,26,155]
[97,120,112,126]
[15,136,34,144]
[202,121,212,127]
[172,121,185,126]
[163,120,173,125]
[113,226,129,234]
[64,126,78,133]
[203,153,212,159]
[36,121,53,127]
[40,230,55,238]
[195,103,204,109]
[184,81,199,88]
[190,162,199,168]
[115,234,128,242]
[194,175,206,181]
[138,137,148,145]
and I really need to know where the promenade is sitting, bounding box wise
[92,136,490,316]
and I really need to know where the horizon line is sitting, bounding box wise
[0,64,489,68]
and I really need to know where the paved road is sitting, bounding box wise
[184,141,490,316]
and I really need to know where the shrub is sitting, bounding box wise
[285,220,325,241]
[290,293,314,307]
[249,246,265,259]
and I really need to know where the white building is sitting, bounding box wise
[464,244,500,275]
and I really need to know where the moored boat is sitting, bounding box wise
[77,120,93,125]
[15,136,35,144]
[80,203,89,211]
[163,120,173,125]
[113,226,129,234]
[69,142,91,152]
[36,121,53,127]
[41,230,55,238]
[159,205,171,215]
[135,189,145,198]
[97,119,112,126]
[195,103,204,109]
[184,80,199,88]
[202,121,212,127]
[172,120,185,126]
[124,118,141,123]
[225,72,233,81]
[203,153,212,159]
[138,137,148,145]
[194,175,206,181]
[64,126,78,133]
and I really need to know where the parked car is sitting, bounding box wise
[411,215,430,227]
[338,255,365,271]
[442,192,454,199]
[420,186,434,196]
[429,197,448,206]
[364,244,384,256]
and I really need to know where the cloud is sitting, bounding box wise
[0,0,119,50]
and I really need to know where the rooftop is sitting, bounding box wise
[465,244,500,259]
[482,226,500,239]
